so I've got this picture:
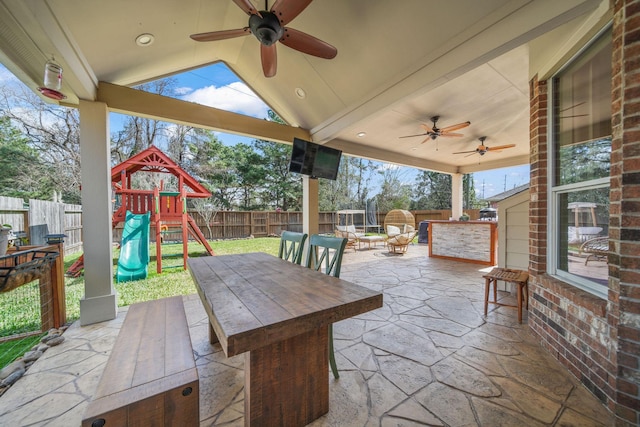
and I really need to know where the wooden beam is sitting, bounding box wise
[97,82,310,145]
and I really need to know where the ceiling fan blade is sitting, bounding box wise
[279,27,337,59]
[453,150,477,154]
[487,144,516,151]
[420,124,434,133]
[190,28,250,42]
[420,137,432,144]
[261,44,277,78]
[439,132,465,137]
[399,133,428,139]
[271,0,313,25]
[440,121,471,133]
[232,0,261,16]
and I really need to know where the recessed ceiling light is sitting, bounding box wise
[411,147,418,151]
[136,33,155,47]
[295,87,306,99]
[357,132,366,138]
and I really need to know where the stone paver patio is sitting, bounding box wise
[0,244,613,426]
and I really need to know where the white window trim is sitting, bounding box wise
[546,25,612,300]
[547,176,610,299]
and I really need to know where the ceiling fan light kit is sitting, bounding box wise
[190,0,337,77]
[249,12,283,45]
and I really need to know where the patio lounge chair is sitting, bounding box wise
[579,236,608,265]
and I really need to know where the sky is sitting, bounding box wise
[2,62,529,198]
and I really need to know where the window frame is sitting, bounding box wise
[547,24,612,300]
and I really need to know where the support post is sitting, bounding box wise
[451,173,464,220]
[78,100,117,325]
[303,176,319,263]
[303,176,319,236]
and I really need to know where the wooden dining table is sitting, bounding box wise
[187,252,383,427]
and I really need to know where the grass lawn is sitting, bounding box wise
[1,237,281,369]
[64,237,281,320]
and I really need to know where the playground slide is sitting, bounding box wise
[116,211,150,283]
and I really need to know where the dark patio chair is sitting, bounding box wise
[305,234,348,379]
[278,231,308,265]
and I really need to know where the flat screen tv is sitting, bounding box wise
[288,138,342,180]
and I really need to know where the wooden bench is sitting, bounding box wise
[82,296,199,427]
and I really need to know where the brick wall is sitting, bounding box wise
[527,75,616,410]
[527,1,640,424]
[611,0,640,424]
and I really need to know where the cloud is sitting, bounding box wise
[181,82,269,118]
[174,86,192,95]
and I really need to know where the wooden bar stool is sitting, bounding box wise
[482,268,529,323]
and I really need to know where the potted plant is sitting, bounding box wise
[459,213,470,221]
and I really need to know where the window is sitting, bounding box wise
[549,26,612,298]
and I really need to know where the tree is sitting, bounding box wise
[167,124,200,168]
[0,82,81,203]
[411,171,479,210]
[110,79,178,163]
[411,171,451,209]
[234,142,267,210]
[0,116,52,199]
[189,133,240,210]
[254,138,301,210]
[252,110,302,211]
[558,138,610,185]
[190,196,218,239]
[376,166,413,212]
[462,173,480,209]
[319,155,376,211]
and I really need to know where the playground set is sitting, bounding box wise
[66,146,214,282]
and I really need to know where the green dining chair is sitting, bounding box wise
[278,231,308,265]
[305,234,348,379]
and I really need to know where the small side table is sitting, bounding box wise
[483,268,529,323]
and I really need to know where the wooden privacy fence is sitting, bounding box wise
[1,194,474,249]
[0,196,82,257]
[114,211,339,242]
[113,209,477,242]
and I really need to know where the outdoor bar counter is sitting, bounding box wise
[428,220,497,265]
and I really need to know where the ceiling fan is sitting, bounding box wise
[190,0,337,78]
[399,115,471,144]
[454,136,516,157]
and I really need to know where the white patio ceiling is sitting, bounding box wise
[0,0,601,174]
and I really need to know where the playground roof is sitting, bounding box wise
[111,146,211,198]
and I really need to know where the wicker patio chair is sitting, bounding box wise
[334,228,359,252]
[386,230,417,254]
[579,236,608,265]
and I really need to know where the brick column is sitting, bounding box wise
[528,76,548,275]
[611,1,640,425]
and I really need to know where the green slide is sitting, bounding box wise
[116,211,150,283]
